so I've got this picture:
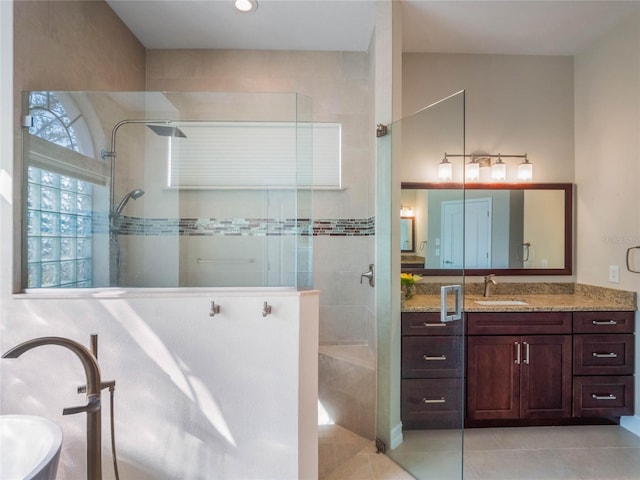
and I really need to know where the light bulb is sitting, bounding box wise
[465,161,480,181]
[438,159,452,181]
[235,0,258,12]
[518,160,533,181]
[491,159,506,181]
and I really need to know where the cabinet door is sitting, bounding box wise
[467,336,519,420]
[520,335,572,418]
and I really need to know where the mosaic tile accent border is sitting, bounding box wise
[112,215,375,237]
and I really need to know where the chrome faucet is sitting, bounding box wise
[483,274,497,297]
[2,336,103,480]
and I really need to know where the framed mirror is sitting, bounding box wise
[400,217,415,252]
[400,182,573,276]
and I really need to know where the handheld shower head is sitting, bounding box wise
[115,188,145,215]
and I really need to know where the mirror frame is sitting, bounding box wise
[400,182,573,276]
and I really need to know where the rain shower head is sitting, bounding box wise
[147,124,187,138]
[115,188,145,215]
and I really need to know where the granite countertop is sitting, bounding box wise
[401,283,637,313]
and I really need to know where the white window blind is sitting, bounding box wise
[167,122,341,188]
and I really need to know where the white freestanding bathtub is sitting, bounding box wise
[0,415,62,480]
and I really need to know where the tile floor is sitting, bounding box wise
[319,424,640,479]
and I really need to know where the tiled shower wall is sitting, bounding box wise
[145,49,376,349]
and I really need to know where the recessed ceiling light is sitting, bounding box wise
[235,0,258,13]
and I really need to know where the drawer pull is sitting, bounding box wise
[422,397,446,404]
[592,320,617,325]
[592,352,618,358]
[592,394,617,401]
[422,322,447,327]
[423,355,447,361]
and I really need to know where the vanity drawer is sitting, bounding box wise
[401,378,463,429]
[573,334,634,375]
[573,376,634,417]
[402,312,462,336]
[467,312,572,335]
[402,336,462,378]
[573,311,634,334]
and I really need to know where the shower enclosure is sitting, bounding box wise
[377,91,466,479]
[21,91,316,290]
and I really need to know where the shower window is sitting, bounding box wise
[25,92,95,288]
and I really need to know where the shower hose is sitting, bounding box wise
[108,384,120,480]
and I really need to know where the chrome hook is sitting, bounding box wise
[360,264,375,287]
[262,301,272,317]
[209,301,221,317]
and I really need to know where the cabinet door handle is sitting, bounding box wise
[592,394,617,401]
[422,322,447,327]
[524,342,530,365]
[423,355,446,361]
[592,352,618,358]
[592,320,617,325]
[423,397,446,404]
[515,342,521,364]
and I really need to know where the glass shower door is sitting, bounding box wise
[376,91,466,479]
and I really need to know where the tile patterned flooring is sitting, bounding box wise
[320,424,640,479]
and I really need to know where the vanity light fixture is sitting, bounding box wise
[438,156,453,181]
[401,205,414,217]
[491,154,507,181]
[235,0,258,12]
[439,152,532,182]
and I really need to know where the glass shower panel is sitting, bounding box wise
[22,91,314,290]
[377,91,466,480]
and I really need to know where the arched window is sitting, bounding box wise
[26,92,94,288]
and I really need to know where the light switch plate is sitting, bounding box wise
[608,265,620,283]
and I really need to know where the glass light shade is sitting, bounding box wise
[465,161,480,181]
[491,161,506,181]
[517,161,533,181]
[438,160,453,181]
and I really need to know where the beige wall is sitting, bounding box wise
[574,12,640,425]
[402,53,575,183]
[575,12,640,289]
[146,49,372,219]
[12,0,145,291]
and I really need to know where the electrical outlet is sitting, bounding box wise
[608,265,620,283]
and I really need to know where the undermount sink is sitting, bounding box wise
[474,300,529,306]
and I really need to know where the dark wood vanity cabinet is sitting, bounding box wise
[466,312,572,421]
[402,309,635,429]
[401,312,463,429]
[572,311,635,417]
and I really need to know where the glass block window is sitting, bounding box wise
[26,92,94,288]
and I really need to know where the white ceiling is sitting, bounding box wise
[106,0,640,56]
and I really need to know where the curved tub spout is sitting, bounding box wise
[2,336,102,480]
